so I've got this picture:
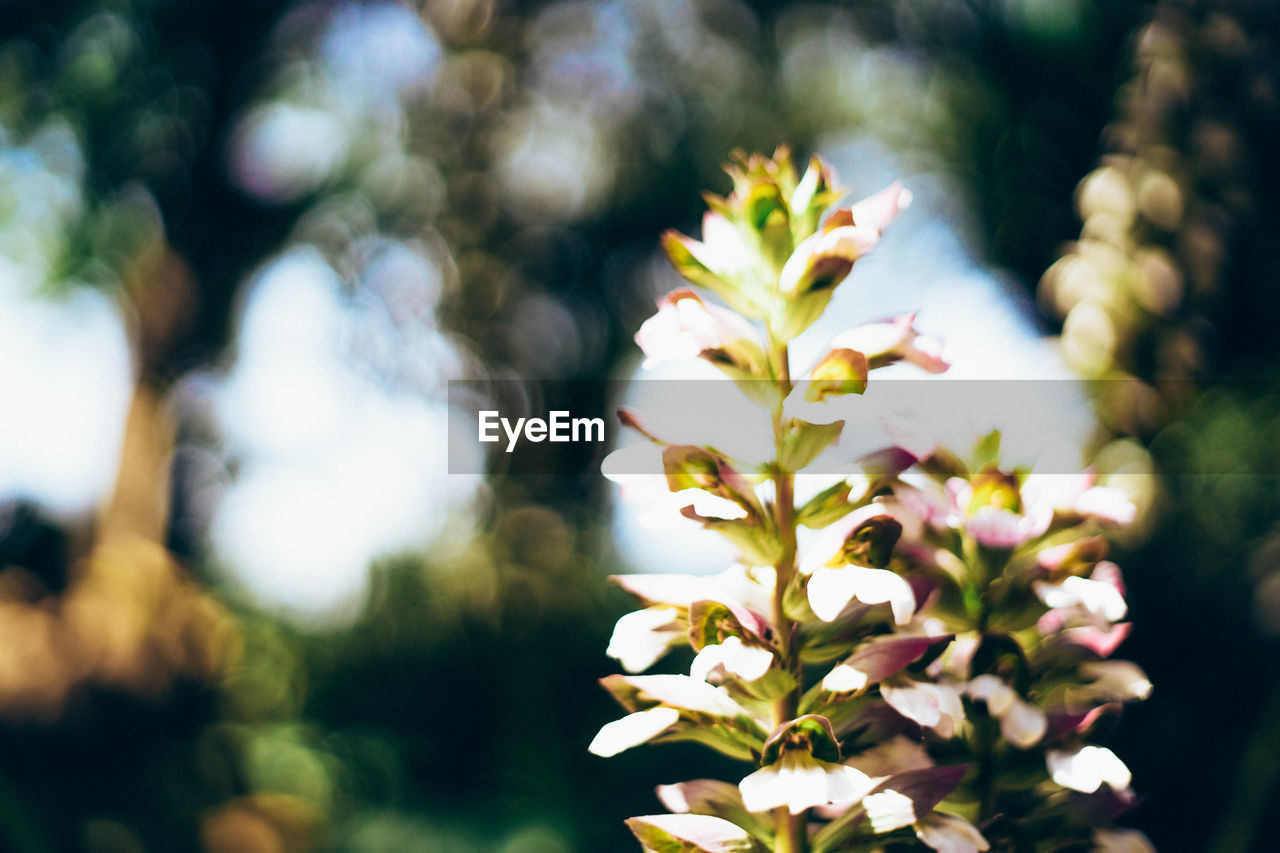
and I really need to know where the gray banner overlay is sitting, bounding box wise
[446,379,1273,475]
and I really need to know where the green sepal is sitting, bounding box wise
[780,419,844,472]
[805,349,869,402]
[760,714,841,765]
[796,480,856,529]
[682,510,783,566]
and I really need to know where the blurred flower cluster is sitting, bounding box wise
[594,150,1152,852]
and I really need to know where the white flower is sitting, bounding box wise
[822,662,869,693]
[850,181,914,232]
[1046,745,1132,794]
[588,707,680,757]
[690,635,775,683]
[602,443,749,530]
[915,812,990,853]
[963,505,1052,549]
[1022,475,1136,528]
[830,312,949,374]
[1074,485,1137,526]
[967,675,1047,749]
[739,750,875,815]
[779,226,881,295]
[606,606,684,673]
[808,566,916,625]
[1035,574,1127,628]
[863,788,917,832]
[634,288,760,369]
[618,674,748,717]
[881,680,965,738]
[1074,661,1153,704]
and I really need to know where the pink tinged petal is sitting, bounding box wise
[1000,699,1047,749]
[1035,576,1127,626]
[625,813,755,853]
[607,607,684,673]
[588,707,680,757]
[823,664,870,693]
[634,289,758,368]
[1078,661,1153,702]
[883,682,964,735]
[850,181,913,232]
[690,636,774,683]
[864,789,917,833]
[619,674,748,716]
[1059,622,1132,657]
[1091,560,1127,597]
[967,675,1015,716]
[965,506,1050,549]
[1093,828,1157,853]
[915,813,991,853]
[1075,486,1136,526]
[831,314,915,358]
[808,567,916,625]
[677,489,750,521]
[1046,745,1132,794]
[903,334,950,373]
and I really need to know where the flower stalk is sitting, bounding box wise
[593,149,1155,853]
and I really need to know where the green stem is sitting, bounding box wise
[768,332,806,853]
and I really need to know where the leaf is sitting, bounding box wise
[780,419,845,472]
[680,510,783,566]
[970,429,1003,472]
[626,814,763,853]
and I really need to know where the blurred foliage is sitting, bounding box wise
[0,0,1278,851]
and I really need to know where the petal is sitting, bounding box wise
[967,675,1015,716]
[999,699,1047,749]
[1046,745,1131,793]
[825,763,877,804]
[915,813,990,853]
[616,674,748,716]
[863,789,916,833]
[738,763,785,813]
[606,606,683,673]
[881,683,942,728]
[823,663,870,693]
[779,750,833,815]
[850,181,913,232]
[588,707,680,757]
[1075,486,1136,526]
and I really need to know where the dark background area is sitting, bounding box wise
[0,0,1276,850]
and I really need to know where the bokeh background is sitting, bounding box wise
[0,0,1277,850]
